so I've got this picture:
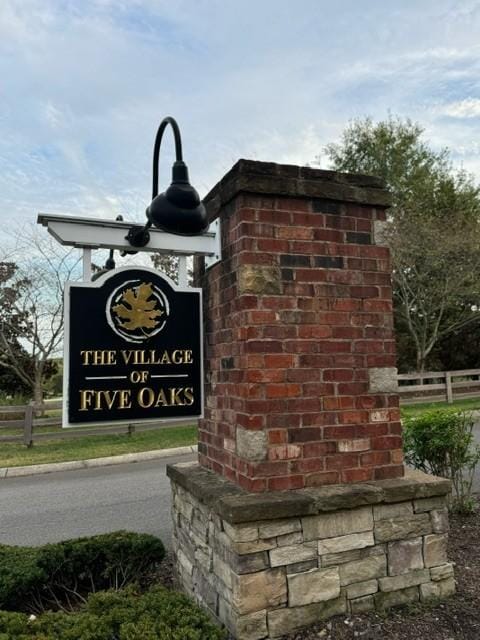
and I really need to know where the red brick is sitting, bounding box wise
[265,354,295,368]
[371,436,403,450]
[326,453,360,470]
[391,448,404,464]
[360,450,390,466]
[341,467,373,482]
[247,369,285,383]
[338,410,369,424]
[266,383,302,398]
[288,427,323,443]
[237,474,267,492]
[374,465,404,480]
[305,471,339,487]
[268,429,288,444]
[268,475,305,491]
[302,442,337,457]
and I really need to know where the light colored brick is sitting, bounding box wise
[369,367,398,393]
[234,610,268,640]
[277,531,304,547]
[374,513,431,543]
[374,502,413,521]
[346,579,378,600]
[373,219,389,245]
[232,568,287,615]
[232,538,277,555]
[414,496,447,513]
[350,595,375,613]
[420,577,455,601]
[318,531,374,556]
[236,427,268,461]
[303,506,373,541]
[375,586,419,610]
[370,409,390,422]
[258,518,301,539]
[223,521,259,543]
[339,554,387,586]
[431,509,450,534]
[213,553,233,589]
[430,563,454,582]
[424,534,448,568]
[288,567,340,606]
[337,438,370,453]
[379,568,430,592]
[322,543,385,567]
[238,264,282,295]
[270,542,317,568]
[267,596,347,637]
[388,538,423,576]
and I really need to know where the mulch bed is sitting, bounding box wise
[159,500,480,640]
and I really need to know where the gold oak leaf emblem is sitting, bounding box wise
[112,282,163,331]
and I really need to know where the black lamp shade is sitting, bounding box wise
[146,161,208,236]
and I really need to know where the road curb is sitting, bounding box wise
[0,445,198,479]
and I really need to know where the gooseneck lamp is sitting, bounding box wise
[126,116,208,247]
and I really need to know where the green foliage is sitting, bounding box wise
[403,409,480,513]
[0,531,165,613]
[0,586,226,640]
[325,116,480,372]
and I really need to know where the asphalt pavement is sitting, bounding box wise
[0,452,196,547]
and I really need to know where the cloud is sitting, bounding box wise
[0,0,479,244]
[439,98,480,119]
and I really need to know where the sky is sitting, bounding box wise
[1,0,480,232]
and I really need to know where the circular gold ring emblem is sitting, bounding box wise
[106,279,169,343]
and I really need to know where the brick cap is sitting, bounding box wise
[167,463,451,525]
[203,159,392,217]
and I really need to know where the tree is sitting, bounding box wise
[0,229,79,404]
[325,116,480,372]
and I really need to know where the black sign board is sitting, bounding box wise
[64,267,203,427]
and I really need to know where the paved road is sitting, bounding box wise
[0,453,196,547]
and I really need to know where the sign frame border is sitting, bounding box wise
[62,265,204,429]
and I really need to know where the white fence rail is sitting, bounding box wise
[398,368,480,404]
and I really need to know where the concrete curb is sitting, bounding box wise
[0,445,198,479]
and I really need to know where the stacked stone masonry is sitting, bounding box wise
[196,160,403,492]
[169,464,454,640]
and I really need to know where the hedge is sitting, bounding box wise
[0,531,165,613]
[0,586,226,640]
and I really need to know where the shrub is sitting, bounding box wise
[0,586,226,640]
[403,409,480,513]
[0,531,165,613]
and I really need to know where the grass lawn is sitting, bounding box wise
[0,424,197,468]
[401,396,480,417]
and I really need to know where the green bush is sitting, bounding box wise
[0,586,226,639]
[403,409,480,513]
[0,531,165,613]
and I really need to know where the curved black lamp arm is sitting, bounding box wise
[152,116,183,199]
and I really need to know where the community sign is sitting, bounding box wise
[63,266,203,427]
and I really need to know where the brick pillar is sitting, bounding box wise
[196,160,403,493]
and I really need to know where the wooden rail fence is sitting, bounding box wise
[0,400,196,446]
[398,368,480,404]
[1,370,480,445]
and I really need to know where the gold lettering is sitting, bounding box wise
[79,389,94,410]
[154,389,168,407]
[169,387,184,405]
[138,387,155,408]
[184,387,194,405]
[160,351,171,364]
[80,350,116,366]
[118,389,132,409]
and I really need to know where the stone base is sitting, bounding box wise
[167,463,455,639]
